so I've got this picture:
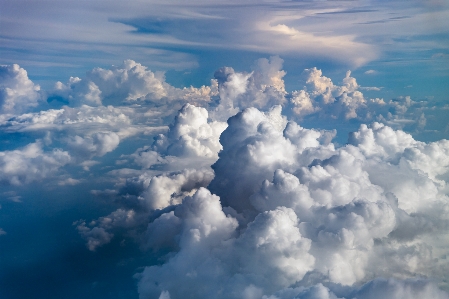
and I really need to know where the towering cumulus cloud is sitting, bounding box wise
[134,106,449,299]
[1,59,448,299]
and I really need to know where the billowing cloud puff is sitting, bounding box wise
[289,68,429,130]
[290,68,364,120]
[348,122,449,213]
[209,105,331,213]
[138,189,313,299]
[206,108,395,286]
[130,104,227,171]
[0,103,168,175]
[152,104,227,160]
[125,168,215,211]
[76,223,113,252]
[0,141,70,185]
[211,56,287,121]
[0,64,41,114]
[0,105,151,177]
[78,168,215,250]
[66,131,120,160]
[50,60,216,107]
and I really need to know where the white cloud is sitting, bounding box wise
[211,56,287,121]
[66,131,120,160]
[0,141,71,185]
[348,122,449,214]
[1,61,448,298]
[77,167,215,250]
[257,22,376,68]
[50,60,216,107]
[138,189,314,299]
[132,168,215,211]
[290,90,317,117]
[153,104,227,160]
[0,62,436,140]
[359,86,381,91]
[364,69,377,75]
[209,105,331,213]
[1,0,448,296]
[286,68,434,131]
[127,103,227,173]
[133,106,449,298]
[290,68,366,120]
[0,64,41,114]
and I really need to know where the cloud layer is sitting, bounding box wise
[1,59,448,299]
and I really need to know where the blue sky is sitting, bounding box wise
[1,1,449,299]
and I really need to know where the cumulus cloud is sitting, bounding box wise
[133,106,449,299]
[128,103,227,172]
[2,61,448,298]
[347,122,449,214]
[76,223,114,251]
[209,105,330,213]
[49,60,216,107]
[0,141,71,185]
[211,56,287,121]
[138,197,314,299]
[1,61,437,140]
[0,105,152,181]
[288,68,367,120]
[286,68,433,133]
[0,104,170,170]
[0,64,41,114]
[77,168,215,250]
[152,104,227,160]
[0,95,168,177]
[124,168,215,211]
[70,97,448,297]
[66,131,120,160]
[75,103,229,249]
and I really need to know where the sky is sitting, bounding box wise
[1,1,449,299]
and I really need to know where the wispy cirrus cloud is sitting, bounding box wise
[4,0,447,83]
